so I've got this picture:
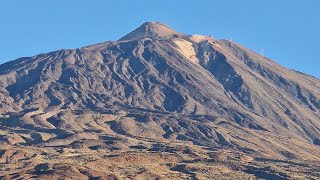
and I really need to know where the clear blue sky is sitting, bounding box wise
[1,0,319,77]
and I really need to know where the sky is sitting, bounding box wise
[0,0,319,77]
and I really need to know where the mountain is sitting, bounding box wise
[0,22,319,179]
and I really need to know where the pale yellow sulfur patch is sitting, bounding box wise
[173,38,199,64]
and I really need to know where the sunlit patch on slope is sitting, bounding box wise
[190,34,215,43]
[173,38,199,64]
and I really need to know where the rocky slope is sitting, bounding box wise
[0,22,319,179]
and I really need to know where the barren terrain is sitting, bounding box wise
[0,22,319,179]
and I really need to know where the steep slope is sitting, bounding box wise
[0,22,319,179]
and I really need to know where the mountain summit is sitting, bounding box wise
[119,22,183,41]
[0,22,320,179]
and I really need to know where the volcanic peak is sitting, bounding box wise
[118,22,183,41]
